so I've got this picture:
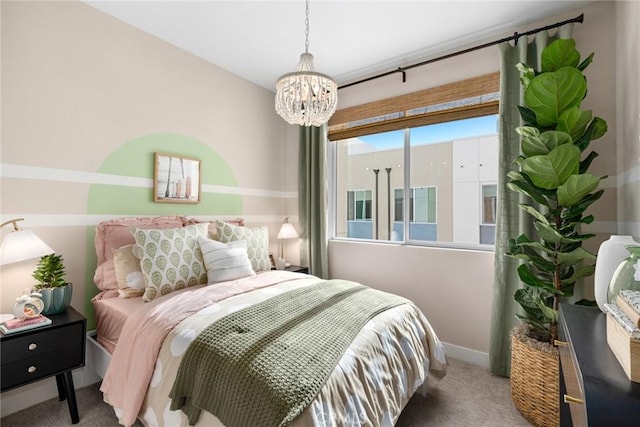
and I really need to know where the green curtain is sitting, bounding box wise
[489,25,574,377]
[298,125,329,279]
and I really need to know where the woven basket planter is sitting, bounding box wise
[510,324,559,427]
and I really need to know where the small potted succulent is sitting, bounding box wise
[32,253,73,315]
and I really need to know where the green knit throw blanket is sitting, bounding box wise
[169,279,409,426]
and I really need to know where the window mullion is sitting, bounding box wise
[403,128,410,243]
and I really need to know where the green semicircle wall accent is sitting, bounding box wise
[84,133,242,328]
[87,133,242,216]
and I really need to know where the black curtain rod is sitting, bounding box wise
[339,13,584,90]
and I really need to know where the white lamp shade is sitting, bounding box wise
[0,229,54,266]
[277,223,299,240]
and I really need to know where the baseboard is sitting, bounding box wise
[442,341,490,368]
[0,331,102,418]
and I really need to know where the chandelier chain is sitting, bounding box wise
[304,0,310,54]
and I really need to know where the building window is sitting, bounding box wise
[482,184,497,225]
[347,189,372,221]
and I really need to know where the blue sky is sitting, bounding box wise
[359,115,498,149]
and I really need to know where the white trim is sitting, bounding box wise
[1,163,296,199]
[618,221,640,238]
[584,221,640,236]
[0,214,299,228]
[442,342,490,368]
[617,163,640,186]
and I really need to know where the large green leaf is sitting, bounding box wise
[519,204,549,224]
[535,222,582,244]
[521,130,572,157]
[541,39,580,72]
[516,63,536,90]
[565,265,596,283]
[557,247,596,265]
[575,117,608,151]
[517,106,538,126]
[525,67,587,127]
[507,181,550,206]
[557,107,592,141]
[521,144,581,189]
[517,265,555,291]
[557,173,601,207]
[579,151,599,174]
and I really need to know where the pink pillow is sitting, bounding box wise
[93,216,186,300]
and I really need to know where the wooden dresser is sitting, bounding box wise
[558,304,640,426]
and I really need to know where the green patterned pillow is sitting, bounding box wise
[132,223,209,301]
[215,219,270,272]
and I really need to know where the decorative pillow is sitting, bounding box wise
[132,223,209,301]
[112,244,145,298]
[198,237,256,284]
[183,217,245,240]
[215,219,270,272]
[93,216,187,299]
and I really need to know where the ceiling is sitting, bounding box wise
[85,1,590,91]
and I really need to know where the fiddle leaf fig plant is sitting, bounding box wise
[32,253,69,289]
[507,38,607,343]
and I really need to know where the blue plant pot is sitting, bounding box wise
[40,283,73,315]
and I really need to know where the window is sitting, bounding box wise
[329,73,499,248]
[332,115,498,247]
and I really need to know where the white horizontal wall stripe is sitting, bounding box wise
[1,164,297,199]
[0,214,299,228]
[618,221,640,238]
[617,163,640,186]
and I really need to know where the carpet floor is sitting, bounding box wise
[1,358,531,426]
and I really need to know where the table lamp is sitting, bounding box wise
[276,217,298,270]
[0,218,54,322]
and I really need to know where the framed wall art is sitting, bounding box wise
[153,152,201,203]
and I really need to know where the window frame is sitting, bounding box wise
[327,73,499,252]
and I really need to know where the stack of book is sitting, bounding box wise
[604,290,640,382]
[0,315,52,335]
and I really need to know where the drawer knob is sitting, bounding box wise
[563,394,584,405]
[554,340,568,347]
[27,366,37,374]
[28,343,37,351]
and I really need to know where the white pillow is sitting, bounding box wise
[198,237,256,284]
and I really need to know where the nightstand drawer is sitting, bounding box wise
[1,344,83,389]
[1,322,84,364]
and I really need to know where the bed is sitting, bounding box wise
[90,216,447,427]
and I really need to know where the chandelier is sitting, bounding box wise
[275,0,337,127]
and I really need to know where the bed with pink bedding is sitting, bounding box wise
[91,216,447,427]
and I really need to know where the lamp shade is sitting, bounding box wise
[277,222,299,240]
[0,229,54,266]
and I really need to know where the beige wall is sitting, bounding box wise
[0,1,298,318]
[329,1,621,355]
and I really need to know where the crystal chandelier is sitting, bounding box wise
[275,0,337,127]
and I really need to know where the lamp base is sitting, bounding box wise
[276,258,287,270]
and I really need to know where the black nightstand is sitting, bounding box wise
[1,306,86,424]
[272,265,309,274]
[284,265,309,274]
